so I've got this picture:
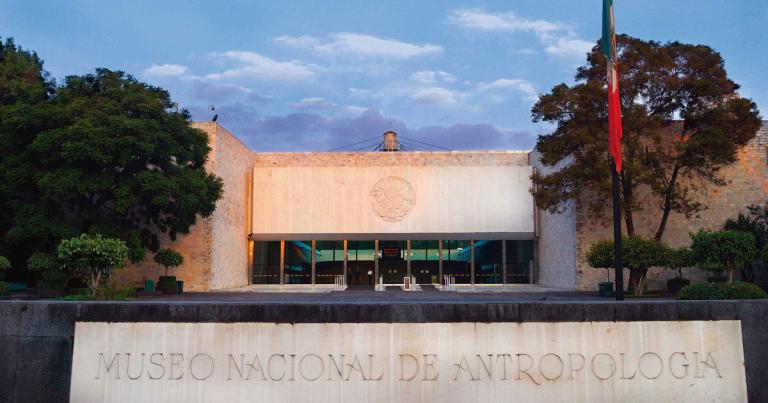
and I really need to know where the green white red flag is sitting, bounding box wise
[602,0,623,173]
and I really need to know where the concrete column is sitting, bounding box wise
[374,240,379,287]
[311,240,316,286]
[438,240,443,284]
[279,240,285,285]
[247,240,254,285]
[406,240,412,278]
[502,240,507,285]
[470,240,475,286]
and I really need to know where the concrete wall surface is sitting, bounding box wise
[0,300,767,403]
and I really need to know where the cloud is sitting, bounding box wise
[478,78,538,102]
[446,8,559,37]
[206,51,315,81]
[143,64,189,77]
[447,8,594,59]
[183,77,271,104]
[275,32,442,59]
[544,37,594,57]
[409,87,460,106]
[186,105,536,151]
[513,48,538,55]
[290,97,336,110]
[410,70,456,84]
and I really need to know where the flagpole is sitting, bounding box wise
[612,159,624,301]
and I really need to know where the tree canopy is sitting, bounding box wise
[0,37,223,267]
[532,35,762,241]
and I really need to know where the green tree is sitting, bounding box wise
[532,35,761,292]
[690,229,758,283]
[0,49,223,263]
[153,248,184,277]
[0,256,10,271]
[666,247,694,280]
[585,236,667,296]
[57,234,128,295]
[723,211,766,282]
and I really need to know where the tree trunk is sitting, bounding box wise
[728,268,734,284]
[89,271,102,296]
[654,163,681,241]
[621,172,635,236]
[627,269,647,296]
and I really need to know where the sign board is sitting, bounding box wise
[71,321,747,403]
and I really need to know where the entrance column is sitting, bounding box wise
[311,240,316,286]
[502,240,507,285]
[279,240,285,285]
[438,240,443,285]
[343,240,348,286]
[374,240,379,288]
[406,240,412,278]
[470,240,475,286]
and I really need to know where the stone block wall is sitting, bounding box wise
[575,123,768,291]
[252,150,531,167]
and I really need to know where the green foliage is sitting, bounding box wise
[57,234,128,295]
[62,281,136,301]
[677,282,768,300]
[532,35,762,241]
[585,237,668,295]
[153,248,183,276]
[27,252,59,271]
[690,229,758,282]
[0,37,223,268]
[0,281,9,296]
[666,247,694,279]
[0,256,10,271]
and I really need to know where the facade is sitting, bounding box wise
[113,121,768,291]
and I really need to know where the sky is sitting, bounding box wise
[1,0,766,151]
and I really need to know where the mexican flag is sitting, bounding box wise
[602,0,623,173]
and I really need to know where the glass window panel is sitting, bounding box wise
[474,240,503,284]
[441,240,471,284]
[505,240,533,284]
[315,241,344,284]
[252,241,281,284]
[285,240,312,284]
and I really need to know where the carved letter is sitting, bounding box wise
[299,354,324,381]
[289,354,296,381]
[423,354,438,381]
[476,354,494,380]
[125,353,145,380]
[148,353,166,380]
[399,354,419,381]
[619,353,637,380]
[539,353,564,381]
[95,353,120,380]
[590,353,616,381]
[245,354,267,381]
[267,354,286,381]
[344,354,366,381]
[367,354,384,381]
[668,352,689,379]
[328,354,345,381]
[190,354,215,381]
[227,354,244,381]
[453,355,477,381]
[700,352,723,379]
[515,354,540,385]
[638,352,663,380]
[169,354,184,380]
[497,354,512,381]
[567,354,585,380]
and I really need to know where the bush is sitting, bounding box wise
[585,237,667,296]
[60,281,136,301]
[57,234,128,295]
[0,256,10,271]
[28,252,65,289]
[0,281,9,296]
[691,229,758,283]
[677,282,768,300]
[153,249,183,277]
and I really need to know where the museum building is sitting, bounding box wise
[115,121,768,292]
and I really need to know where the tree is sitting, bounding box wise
[532,35,761,293]
[153,248,183,277]
[585,236,667,296]
[723,211,766,282]
[0,256,10,271]
[0,51,223,264]
[57,234,128,295]
[666,247,694,280]
[690,229,758,283]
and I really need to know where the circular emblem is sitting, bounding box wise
[370,176,416,222]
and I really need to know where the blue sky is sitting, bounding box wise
[2,0,766,151]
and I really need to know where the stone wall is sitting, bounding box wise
[576,122,768,291]
[253,150,530,167]
[113,122,253,291]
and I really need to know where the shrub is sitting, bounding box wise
[57,234,128,295]
[690,229,758,283]
[60,282,137,301]
[153,249,184,277]
[0,256,10,271]
[677,282,768,300]
[585,237,667,296]
[666,247,694,278]
[0,281,9,296]
[28,252,66,289]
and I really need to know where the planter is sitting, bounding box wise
[37,288,65,298]
[158,276,176,283]
[598,281,614,297]
[667,278,690,293]
[144,280,156,293]
[177,281,184,294]
[157,281,179,295]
